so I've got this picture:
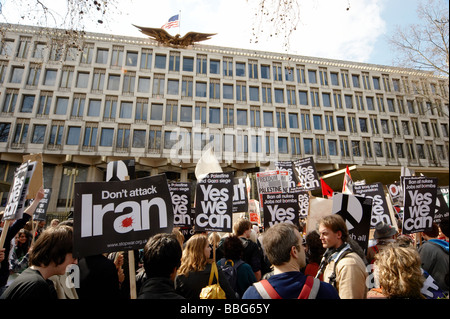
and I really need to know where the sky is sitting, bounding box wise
[0,0,428,67]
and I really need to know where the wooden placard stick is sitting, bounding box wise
[0,220,12,250]
[128,250,137,299]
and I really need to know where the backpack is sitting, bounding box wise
[217,258,244,296]
[253,275,320,299]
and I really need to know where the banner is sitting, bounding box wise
[293,157,320,190]
[262,192,300,229]
[73,174,173,257]
[33,188,52,221]
[194,172,234,232]
[2,161,36,221]
[23,153,43,200]
[354,182,394,228]
[255,170,289,206]
[106,159,135,181]
[275,161,299,189]
[332,193,372,252]
[168,182,192,227]
[232,177,249,213]
[248,199,261,226]
[307,197,333,234]
[434,187,449,224]
[402,177,438,234]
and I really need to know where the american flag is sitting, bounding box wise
[161,14,179,30]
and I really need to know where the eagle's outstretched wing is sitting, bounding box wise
[133,25,174,43]
[179,32,217,46]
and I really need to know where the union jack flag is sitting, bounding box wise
[161,14,179,30]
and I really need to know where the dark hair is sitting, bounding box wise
[143,233,182,278]
[223,235,244,260]
[439,216,449,238]
[305,231,325,264]
[29,225,73,267]
[423,222,440,238]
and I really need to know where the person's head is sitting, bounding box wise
[143,233,182,280]
[178,234,210,276]
[439,216,449,239]
[375,244,424,299]
[262,223,305,270]
[373,222,398,240]
[17,228,31,246]
[305,230,326,264]
[29,225,76,275]
[223,235,244,260]
[423,222,440,240]
[50,219,60,227]
[318,214,349,249]
[172,229,185,248]
[233,218,252,238]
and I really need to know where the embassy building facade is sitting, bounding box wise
[0,23,448,214]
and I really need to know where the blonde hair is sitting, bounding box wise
[177,234,209,277]
[375,244,425,299]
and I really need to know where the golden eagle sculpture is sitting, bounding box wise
[133,25,216,48]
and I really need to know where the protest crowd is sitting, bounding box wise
[0,159,449,301]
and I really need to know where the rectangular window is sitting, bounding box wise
[96,48,109,64]
[111,46,124,67]
[140,49,153,69]
[133,130,146,148]
[209,107,220,124]
[261,65,270,79]
[126,51,138,67]
[210,60,220,74]
[31,124,46,144]
[71,95,85,118]
[83,125,98,147]
[44,69,57,86]
[150,103,163,121]
[149,127,162,150]
[197,55,207,74]
[104,97,117,120]
[119,101,133,119]
[196,81,207,97]
[167,79,179,95]
[136,99,148,122]
[155,54,167,69]
[183,56,194,72]
[236,62,246,77]
[138,76,150,93]
[55,97,69,115]
[10,66,24,83]
[107,74,121,90]
[223,84,234,99]
[76,72,90,88]
[66,126,81,145]
[20,95,35,113]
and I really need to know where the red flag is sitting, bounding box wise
[342,165,354,194]
[321,178,333,198]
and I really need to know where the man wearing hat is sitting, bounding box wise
[367,222,398,264]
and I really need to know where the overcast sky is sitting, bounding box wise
[1,0,425,67]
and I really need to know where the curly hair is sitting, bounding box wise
[375,244,424,299]
[177,234,209,277]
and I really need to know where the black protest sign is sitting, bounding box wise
[354,182,394,228]
[168,182,192,227]
[262,193,301,229]
[232,177,248,213]
[73,174,173,258]
[296,190,310,219]
[293,157,320,191]
[332,193,372,253]
[33,188,52,221]
[275,161,299,189]
[194,172,234,232]
[3,161,36,221]
[402,177,438,234]
[433,187,449,224]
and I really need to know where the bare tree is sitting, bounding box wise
[0,0,120,50]
[390,0,449,77]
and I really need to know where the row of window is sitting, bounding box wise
[2,35,448,97]
[2,91,448,139]
[2,121,447,163]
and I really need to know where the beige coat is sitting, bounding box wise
[323,251,368,299]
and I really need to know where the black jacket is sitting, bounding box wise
[138,277,184,299]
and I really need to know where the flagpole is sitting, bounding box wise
[178,10,181,35]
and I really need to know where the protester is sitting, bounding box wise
[8,228,32,283]
[218,235,256,298]
[366,222,398,264]
[48,220,78,299]
[303,230,325,280]
[175,234,236,299]
[232,218,262,281]
[76,252,124,299]
[0,225,76,300]
[418,222,449,293]
[317,214,368,299]
[138,233,184,299]
[49,219,60,228]
[0,186,45,295]
[368,244,425,299]
[242,223,339,299]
